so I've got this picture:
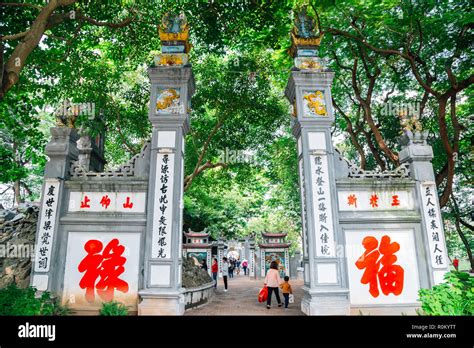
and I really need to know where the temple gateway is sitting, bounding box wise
[30,10,449,315]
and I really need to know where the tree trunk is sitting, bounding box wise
[436,96,455,208]
[454,217,474,272]
[13,180,22,205]
[451,197,474,272]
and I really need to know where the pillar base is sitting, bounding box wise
[138,290,185,315]
[301,286,350,315]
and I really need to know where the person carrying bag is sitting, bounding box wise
[263,261,283,309]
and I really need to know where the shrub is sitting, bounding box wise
[418,271,473,316]
[0,284,70,315]
[99,300,129,316]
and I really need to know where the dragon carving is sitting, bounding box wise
[156,89,179,112]
[304,91,326,116]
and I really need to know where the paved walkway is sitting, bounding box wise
[185,274,305,315]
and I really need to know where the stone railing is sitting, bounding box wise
[183,281,215,310]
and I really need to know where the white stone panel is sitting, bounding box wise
[32,274,49,291]
[157,131,176,148]
[151,153,174,259]
[338,190,414,211]
[345,229,420,305]
[34,179,60,272]
[433,270,447,285]
[62,232,140,309]
[68,191,146,213]
[420,182,448,269]
[317,263,338,284]
[308,132,326,150]
[150,265,171,286]
[310,154,336,256]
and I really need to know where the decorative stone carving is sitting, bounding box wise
[347,161,411,179]
[76,135,92,171]
[69,140,150,178]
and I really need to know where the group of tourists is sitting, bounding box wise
[206,257,293,309]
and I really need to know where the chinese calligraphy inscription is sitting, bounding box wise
[34,180,60,272]
[420,183,448,269]
[310,154,335,257]
[152,153,175,259]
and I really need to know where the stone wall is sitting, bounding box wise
[0,203,38,288]
[182,257,212,288]
[0,203,216,292]
[183,281,214,310]
[181,257,214,310]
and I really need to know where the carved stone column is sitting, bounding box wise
[30,127,79,293]
[399,131,450,285]
[284,7,350,314]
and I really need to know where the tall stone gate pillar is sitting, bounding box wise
[138,15,195,315]
[399,131,450,285]
[249,239,256,278]
[217,239,225,278]
[30,127,79,292]
[285,8,350,315]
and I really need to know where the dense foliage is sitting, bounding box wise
[0,284,70,315]
[99,300,129,316]
[0,1,472,262]
[418,271,474,316]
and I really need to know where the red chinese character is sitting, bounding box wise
[347,194,358,208]
[80,195,90,208]
[369,194,379,208]
[391,195,400,206]
[100,195,111,209]
[78,238,129,302]
[123,197,133,209]
[355,235,404,297]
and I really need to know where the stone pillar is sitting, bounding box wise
[285,71,350,315]
[30,127,79,293]
[399,131,450,285]
[243,238,250,261]
[249,240,256,278]
[217,239,225,278]
[259,247,268,278]
[138,66,195,315]
[76,135,92,171]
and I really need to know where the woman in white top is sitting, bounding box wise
[221,257,229,292]
[264,261,283,309]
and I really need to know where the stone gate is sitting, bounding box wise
[29,12,449,316]
[285,8,449,315]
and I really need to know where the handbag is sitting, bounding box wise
[258,286,268,303]
[289,294,294,303]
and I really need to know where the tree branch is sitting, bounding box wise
[184,161,227,191]
[0,2,42,10]
[183,117,225,191]
[114,108,140,155]
[0,2,136,99]
[333,97,366,169]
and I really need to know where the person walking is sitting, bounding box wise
[242,259,248,275]
[264,261,283,309]
[280,276,293,309]
[201,259,208,272]
[211,258,218,288]
[236,258,241,275]
[228,259,235,278]
[221,257,229,292]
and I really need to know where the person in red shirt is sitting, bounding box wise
[211,257,218,288]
